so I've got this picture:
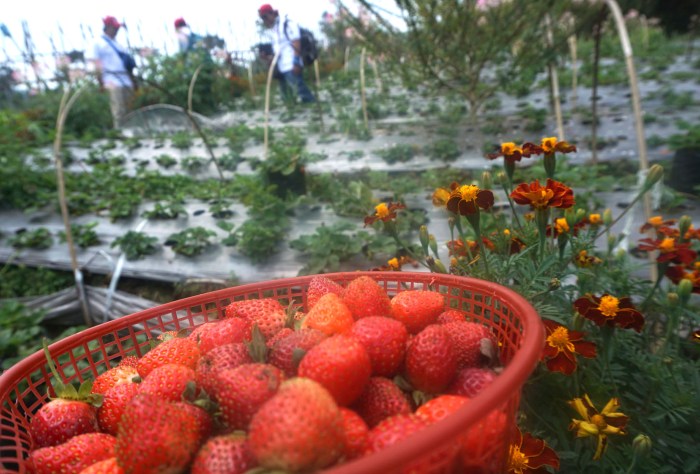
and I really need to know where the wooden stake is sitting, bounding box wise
[360,47,369,131]
[370,56,383,94]
[568,32,578,112]
[545,15,564,140]
[264,51,280,161]
[344,46,350,73]
[248,62,256,98]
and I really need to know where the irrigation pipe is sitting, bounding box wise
[53,85,92,327]
[545,14,565,140]
[263,50,281,161]
[360,47,369,131]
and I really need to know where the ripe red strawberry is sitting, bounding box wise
[223,298,287,340]
[405,324,458,393]
[192,318,252,354]
[173,401,214,445]
[116,394,200,473]
[442,321,498,369]
[298,334,371,406]
[190,434,258,474]
[460,406,508,469]
[365,414,459,474]
[248,378,345,472]
[350,316,408,377]
[27,433,116,474]
[339,407,369,460]
[136,336,200,378]
[77,457,123,474]
[92,358,141,396]
[390,290,445,334]
[352,377,412,428]
[266,327,294,349]
[436,309,467,324]
[301,293,354,336]
[212,363,284,431]
[29,342,101,448]
[97,382,141,436]
[195,343,253,395]
[341,276,392,320]
[307,275,345,309]
[415,394,468,424]
[268,327,327,377]
[139,364,197,402]
[448,367,498,398]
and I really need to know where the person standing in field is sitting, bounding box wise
[258,3,316,104]
[92,16,136,128]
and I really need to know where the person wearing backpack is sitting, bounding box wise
[92,16,137,128]
[258,3,316,104]
[174,17,206,54]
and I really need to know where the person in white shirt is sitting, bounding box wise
[258,4,316,104]
[92,16,136,128]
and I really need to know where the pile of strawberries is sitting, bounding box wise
[25,275,506,474]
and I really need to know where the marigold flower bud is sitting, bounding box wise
[548,278,561,291]
[481,171,493,189]
[429,234,439,257]
[632,434,652,459]
[642,164,664,191]
[666,292,679,307]
[419,225,430,254]
[678,278,693,306]
[603,209,613,227]
[497,171,508,186]
[448,217,456,233]
[678,215,692,241]
[427,257,448,273]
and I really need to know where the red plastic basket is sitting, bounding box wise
[0,272,543,473]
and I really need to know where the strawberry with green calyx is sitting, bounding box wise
[442,321,498,369]
[195,343,253,395]
[298,334,371,406]
[190,433,258,474]
[248,378,345,472]
[29,340,102,448]
[115,394,200,473]
[390,289,445,334]
[268,327,327,377]
[91,358,140,396]
[27,432,117,474]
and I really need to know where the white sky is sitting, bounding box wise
[0,0,347,61]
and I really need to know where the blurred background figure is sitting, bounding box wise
[92,16,136,128]
[174,17,204,54]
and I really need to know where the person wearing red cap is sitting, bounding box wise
[92,16,136,128]
[258,3,315,104]
[174,17,204,54]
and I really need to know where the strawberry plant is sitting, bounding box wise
[142,200,186,219]
[171,131,193,150]
[58,222,100,248]
[8,228,53,250]
[181,156,207,173]
[166,227,217,257]
[289,221,372,275]
[111,231,159,260]
[155,154,177,169]
[216,220,238,247]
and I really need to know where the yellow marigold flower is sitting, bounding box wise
[541,137,558,153]
[597,295,620,318]
[507,427,560,473]
[658,237,676,253]
[569,394,628,460]
[432,187,451,207]
[555,217,570,234]
[375,203,389,219]
[387,257,400,270]
[504,228,511,236]
[589,213,601,225]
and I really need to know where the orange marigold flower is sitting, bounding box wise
[447,237,495,257]
[588,213,602,225]
[524,212,535,222]
[486,142,541,163]
[639,216,676,233]
[541,136,577,154]
[573,294,644,332]
[432,186,452,207]
[665,266,700,293]
[542,319,597,375]
[569,395,628,460]
[575,250,602,268]
[507,426,560,474]
[446,183,494,216]
[637,237,697,265]
[510,179,575,209]
[555,218,569,234]
[364,201,405,226]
